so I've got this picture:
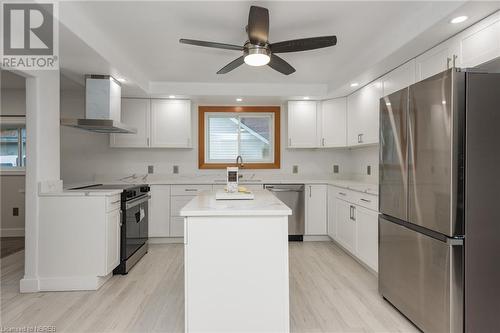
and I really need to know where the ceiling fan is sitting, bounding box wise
[179,6,337,75]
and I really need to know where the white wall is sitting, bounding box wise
[1,88,26,237]
[60,89,354,184]
[345,146,379,183]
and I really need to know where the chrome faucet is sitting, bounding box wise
[236,155,244,169]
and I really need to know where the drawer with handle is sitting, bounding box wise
[334,188,353,201]
[171,185,212,196]
[106,194,121,212]
[353,192,378,211]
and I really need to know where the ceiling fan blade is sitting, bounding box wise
[179,39,243,51]
[271,36,337,53]
[247,6,269,44]
[217,56,245,74]
[268,54,296,75]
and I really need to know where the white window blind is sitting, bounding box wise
[205,112,274,164]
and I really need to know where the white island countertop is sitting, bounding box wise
[180,190,292,217]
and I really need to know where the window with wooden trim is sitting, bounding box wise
[199,106,280,169]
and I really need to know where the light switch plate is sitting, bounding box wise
[292,165,298,174]
[173,165,179,174]
[148,165,154,174]
[13,207,19,216]
[333,165,339,173]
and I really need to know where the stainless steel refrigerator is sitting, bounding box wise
[379,68,500,333]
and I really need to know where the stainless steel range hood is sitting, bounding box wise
[61,75,137,134]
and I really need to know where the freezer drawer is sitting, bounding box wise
[379,216,463,333]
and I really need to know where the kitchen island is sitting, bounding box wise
[180,190,292,332]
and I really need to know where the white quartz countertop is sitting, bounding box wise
[39,189,123,197]
[85,173,378,196]
[180,190,293,217]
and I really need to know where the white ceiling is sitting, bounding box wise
[57,1,500,99]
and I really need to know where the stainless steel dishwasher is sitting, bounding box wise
[264,184,305,241]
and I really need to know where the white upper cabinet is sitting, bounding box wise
[110,98,150,148]
[151,99,192,148]
[287,101,319,148]
[459,13,500,68]
[347,80,382,146]
[382,60,416,96]
[415,37,460,82]
[305,184,328,235]
[319,98,347,147]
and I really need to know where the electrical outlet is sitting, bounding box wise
[13,207,19,216]
[148,165,154,174]
[333,165,339,173]
[367,165,371,175]
[292,165,298,174]
[173,165,179,174]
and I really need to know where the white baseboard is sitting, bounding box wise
[149,237,184,244]
[1,228,25,237]
[39,274,111,291]
[20,277,40,293]
[303,235,332,242]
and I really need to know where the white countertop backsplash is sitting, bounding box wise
[74,172,379,196]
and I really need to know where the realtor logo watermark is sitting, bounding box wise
[1,1,59,70]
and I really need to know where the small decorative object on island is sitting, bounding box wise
[226,166,238,193]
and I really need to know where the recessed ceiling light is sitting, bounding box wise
[350,82,359,87]
[451,16,468,24]
[236,98,243,102]
[168,95,175,99]
[117,77,126,83]
[303,96,310,100]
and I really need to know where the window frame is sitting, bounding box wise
[0,116,26,172]
[199,106,280,169]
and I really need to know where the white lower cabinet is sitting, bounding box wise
[305,184,327,235]
[327,186,337,239]
[330,186,379,272]
[105,208,121,275]
[149,185,171,237]
[355,206,379,271]
[335,198,356,253]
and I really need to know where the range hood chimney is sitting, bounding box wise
[61,75,137,134]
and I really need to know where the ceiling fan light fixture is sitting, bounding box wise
[244,44,271,66]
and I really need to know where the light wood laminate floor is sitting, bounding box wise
[1,242,418,332]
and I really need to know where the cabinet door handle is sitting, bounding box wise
[452,54,457,68]
[309,186,312,198]
[338,192,346,196]
[446,57,451,69]
[147,137,150,147]
[322,138,325,146]
[185,189,198,192]
[349,205,353,220]
[360,198,371,203]
[351,206,356,221]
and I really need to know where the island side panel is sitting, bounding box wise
[184,215,289,332]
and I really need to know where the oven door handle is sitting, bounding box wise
[125,195,151,210]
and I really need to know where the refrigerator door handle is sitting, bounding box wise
[447,237,464,246]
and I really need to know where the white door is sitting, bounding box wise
[287,101,318,148]
[382,60,416,96]
[105,208,120,274]
[335,198,355,253]
[320,98,347,147]
[355,206,379,272]
[305,184,327,235]
[415,38,460,82]
[149,185,171,237]
[110,98,150,147]
[347,80,382,146]
[327,186,337,239]
[150,99,192,148]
